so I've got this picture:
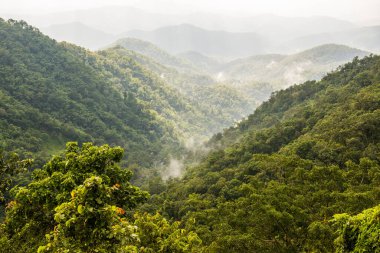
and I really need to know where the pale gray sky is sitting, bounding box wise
[1,0,380,24]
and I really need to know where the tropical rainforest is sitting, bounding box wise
[0,16,379,253]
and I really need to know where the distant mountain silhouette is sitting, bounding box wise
[41,22,116,50]
[122,24,266,58]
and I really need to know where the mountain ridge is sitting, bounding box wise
[153,54,380,252]
[122,23,266,58]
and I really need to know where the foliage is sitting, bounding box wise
[0,19,182,167]
[130,212,202,252]
[102,46,259,139]
[332,204,380,253]
[0,18,380,253]
[0,150,32,220]
[0,150,32,202]
[0,142,201,252]
[149,55,380,252]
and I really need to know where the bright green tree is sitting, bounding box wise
[1,142,201,252]
[332,204,380,253]
[131,212,202,252]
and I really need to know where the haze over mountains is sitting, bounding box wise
[121,23,380,57]
[110,38,370,88]
[1,5,376,153]
[278,25,380,53]
[3,6,380,57]
[1,6,356,34]
[0,14,372,167]
[213,44,370,87]
[123,24,265,58]
[41,22,117,50]
[1,0,380,251]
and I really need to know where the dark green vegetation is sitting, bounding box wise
[0,18,186,167]
[0,18,264,168]
[0,150,32,218]
[145,55,380,252]
[0,17,380,252]
[0,18,252,168]
[0,151,32,203]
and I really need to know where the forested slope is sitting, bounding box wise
[0,18,268,172]
[108,38,197,72]
[0,19,182,166]
[107,43,260,138]
[97,46,254,139]
[149,55,380,252]
[1,17,379,253]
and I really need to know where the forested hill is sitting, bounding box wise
[108,38,197,72]
[0,16,380,253]
[0,18,265,168]
[151,55,380,252]
[106,43,261,139]
[0,19,184,166]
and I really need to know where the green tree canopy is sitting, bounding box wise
[332,204,380,253]
[1,142,201,252]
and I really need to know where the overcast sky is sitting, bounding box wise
[1,0,380,24]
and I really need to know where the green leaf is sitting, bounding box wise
[78,204,84,215]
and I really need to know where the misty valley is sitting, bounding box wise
[0,3,380,252]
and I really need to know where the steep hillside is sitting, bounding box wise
[0,18,265,169]
[219,44,370,88]
[108,38,196,72]
[95,46,245,139]
[102,46,259,139]
[0,19,183,166]
[149,55,380,252]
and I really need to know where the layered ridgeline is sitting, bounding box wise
[122,24,265,58]
[146,55,380,252]
[0,19,209,166]
[113,39,370,103]
[97,47,258,142]
[40,22,117,50]
[107,37,198,72]
[110,38,371,133]
[207,44,370,89]
[279,25,380,54]
[108,39,262,137]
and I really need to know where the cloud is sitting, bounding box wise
[161,158,185,180]
[283,60,312,86]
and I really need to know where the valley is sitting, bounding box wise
[0,1,379,251]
